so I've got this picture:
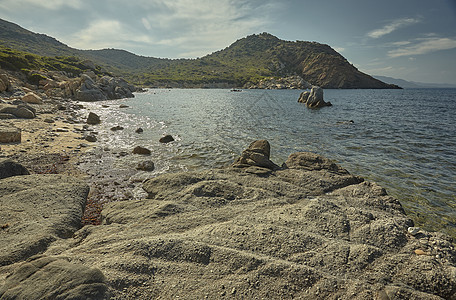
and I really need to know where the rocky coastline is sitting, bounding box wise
[1,71,455,299]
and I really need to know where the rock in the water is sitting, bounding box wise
[22,92,42,104]
[298,86,332,108]
[232,139,279,170]
[0,125,21,143]
[135,127,144,134]
[86,112,101,125]
[0,159,30,179]
[136,160,155,171]
[159,134,174,143]
[133,146,151,155]
[110,125,124,131]
[0,255,109,299]
[0,174,89,266]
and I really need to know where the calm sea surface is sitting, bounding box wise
[84,88,456,237]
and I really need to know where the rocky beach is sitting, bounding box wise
[1,70,456,299]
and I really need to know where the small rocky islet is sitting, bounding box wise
[1,70,456,299]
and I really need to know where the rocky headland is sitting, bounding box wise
[243,75,312,90]
[1,136,455,299]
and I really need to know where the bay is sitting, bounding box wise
[84,88,456,237]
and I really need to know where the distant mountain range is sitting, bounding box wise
[0,18,399,89]
[373,75,456,89]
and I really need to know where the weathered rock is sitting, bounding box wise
[0,255,109,299]
[84,134,97,142]
[159,134,174,143]
[136,160,155,171]
[75,74,107,102]
[298,86,332,108]
[86,112,101,125]
[0,104,36,119]
[0,174,89,266]
[0,74,11,92]
[132,146,151,155]
[22,92,42,104]
[0,159,29,179]
[0,125,21,143]
[98,76,135,100]
[232,139,279,170]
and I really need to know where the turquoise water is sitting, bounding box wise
[85,88,456,237]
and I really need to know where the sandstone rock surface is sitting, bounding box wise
[1,142,455,299]
[21,92,42,104]
[0,174,89,266]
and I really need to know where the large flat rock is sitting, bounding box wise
[0,174,89,267]
[35,151,455,299]
[0,125,20,143]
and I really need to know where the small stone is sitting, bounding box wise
[135,128,143,134]
[56,128,69,132]
[85,134,97,142]
[159,134,174,143]
[110,125,124,131]
[119,104,129,108]
[414,249,427,255]
[408,227,420,236]
[137,160,155,171]
[133,146,151,155]
[44,118,54,123]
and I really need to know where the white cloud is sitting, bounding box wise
[367,17,420,39]
[388,37,456,57]
[68,19,154,50]
[0,0,82,10]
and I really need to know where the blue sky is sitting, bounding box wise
[0,0,455,84]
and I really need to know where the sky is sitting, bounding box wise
[0,0,455,84]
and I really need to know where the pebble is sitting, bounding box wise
[414,249,427,255]
[407,227,420,236]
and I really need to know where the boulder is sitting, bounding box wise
[75,75,106,102]
[0,174,89,266]
[232,139,279,170]
[0,125,21,143]
[22,92,43,104]
[132,146,151,155]
[0,255,109,299]
[298,86,332,108]
[0,159,29,179]
[0,104,36,119]
[159,134,174,143]
[86,112,101,125]
[98,76,135,100]
[110,125,124,131]
[84,134,97,142]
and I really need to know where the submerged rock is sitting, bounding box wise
[86,112,101,125]
[132,146,151,155]
[159,134,174,143]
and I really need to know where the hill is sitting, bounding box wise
[0,18,398,89]
[374,75,456,89]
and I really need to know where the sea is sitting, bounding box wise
[82,88,456,237]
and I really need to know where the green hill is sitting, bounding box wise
[0,18,398,89]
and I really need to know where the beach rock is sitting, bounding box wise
[75,74,107,102]
[86,112,101,125]
[0,104,36,119]
[0,113,15,119]
[298,86,332,108]
[0,159,30,179]
[84,134,97,142]
[135,127,144,134]
[0,125,21,143]
[0,74,11,92]
[232,139,279,170]
[136,160,155,171]
[132,146,151,155]
[22,92,42,104]
[0,174,89,266]
[98,76,135,100]
[159,134,174,143]
[0,255,109,299]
